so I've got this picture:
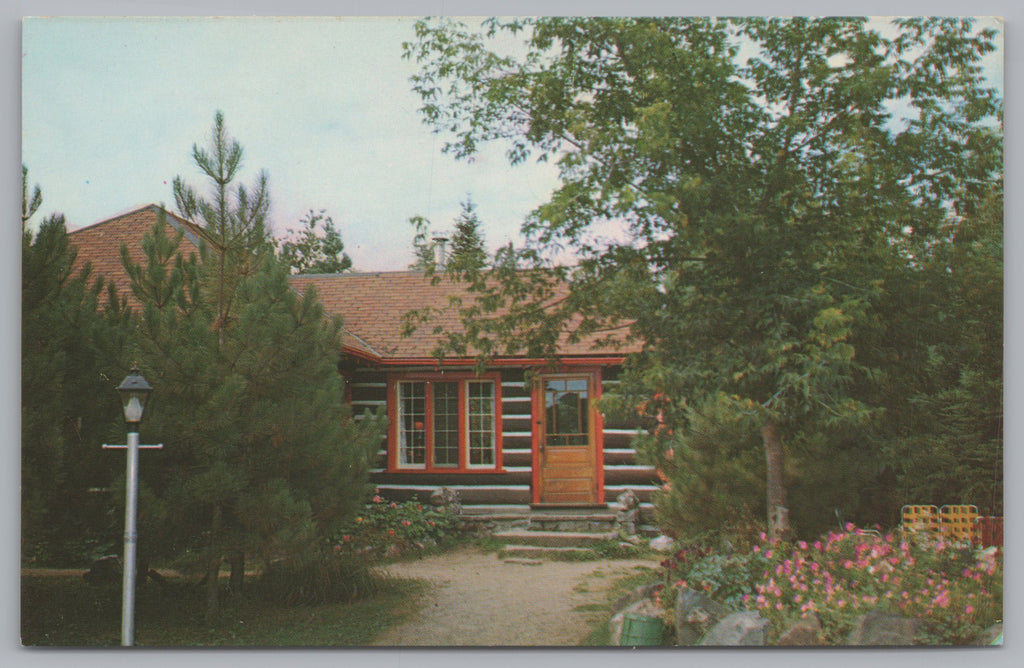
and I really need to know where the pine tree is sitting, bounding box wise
[278,209,353,274]
[448,198,487,273]
[124,122,383,619]
[173,111,271,340]
[21,167,130,564]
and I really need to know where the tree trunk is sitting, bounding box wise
[228,549,245,597]
[204,506,222,621]
[762,420,790,540]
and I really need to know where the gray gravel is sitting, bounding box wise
[372,545,659,646]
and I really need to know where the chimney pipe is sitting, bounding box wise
[432,236,448,268]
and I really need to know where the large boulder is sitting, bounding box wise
[609,598,664,646]
[846,609,923,646]
[649,535,674,552]
[700,611,769,646]
[674,588,732,645]
[778,614,824,646]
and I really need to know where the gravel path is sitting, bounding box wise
[372,545,660,647]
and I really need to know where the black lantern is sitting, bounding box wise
[116,366,153,427]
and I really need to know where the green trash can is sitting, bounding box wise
[620,612,664,646]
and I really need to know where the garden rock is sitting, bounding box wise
[429,487,462,515]
[778,614,824,646]
[846,609,923,646]
[674,588,732,645]
[700,611,769,646]
[608,598,663,646]
[615,490,640,537]
[649,535,674,552]
[611,583,662,615]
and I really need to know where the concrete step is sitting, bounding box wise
[493,529,618,547]
[500,544,597,560]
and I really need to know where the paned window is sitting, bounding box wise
[467,381,495,466]
[395,377,499,470]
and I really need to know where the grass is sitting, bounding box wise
[21,572,426,647]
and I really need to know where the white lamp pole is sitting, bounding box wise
[108,367,155,647]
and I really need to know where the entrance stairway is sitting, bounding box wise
[458,504,652,561]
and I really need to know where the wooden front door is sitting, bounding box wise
[535,374,599,504]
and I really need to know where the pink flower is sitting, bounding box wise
[372,495,382,503]
[401,520,412,526]
[752,545,760,553]
[341,535,352,543]
[776,602,783,611]
[813,541,823,551]
[797,541,808,550]
[965,605,975,615]
[390,502,398,508]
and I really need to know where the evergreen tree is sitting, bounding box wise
[279,209,352,274]
[448,198,487,273]
[404,17,1002,538]
[124,119,384,618]
[173,111,271,340]
[21,167,130,564]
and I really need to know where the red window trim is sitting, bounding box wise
[387,371,504,473]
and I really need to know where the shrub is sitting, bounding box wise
[657,543,770,612]
[257,549,382,607]
[334,493,461,557]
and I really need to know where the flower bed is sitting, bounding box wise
[333,493,462,559]
[657,525,1002,645]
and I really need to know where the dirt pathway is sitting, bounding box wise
[372,545,660,647]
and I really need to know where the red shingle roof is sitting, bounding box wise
[290,272,637,363]
[69,205,206,309]
[68,204,636,363]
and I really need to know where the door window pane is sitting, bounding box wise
[545,378,589,446]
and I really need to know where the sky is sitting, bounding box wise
[21,13,1005,273]
[22,16,563,271]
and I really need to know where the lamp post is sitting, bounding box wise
[110,366,154,647]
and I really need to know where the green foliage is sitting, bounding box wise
[659,547,771,613]
[278,209,353,274]
[335,494,461,556]
[21,168,130,565]
[403,17,1003,531]
[256,550,382,607]
[634,393,766,539]
[448,197,488,273]
[121,115,386,616]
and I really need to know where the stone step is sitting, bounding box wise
[500,544,597,559]
[493,529,618,547]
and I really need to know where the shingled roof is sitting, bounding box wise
[290,272,636,364]
[68,204,206,308]
[68,205,635,364]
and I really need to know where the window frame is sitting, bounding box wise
[388,372,503,473]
